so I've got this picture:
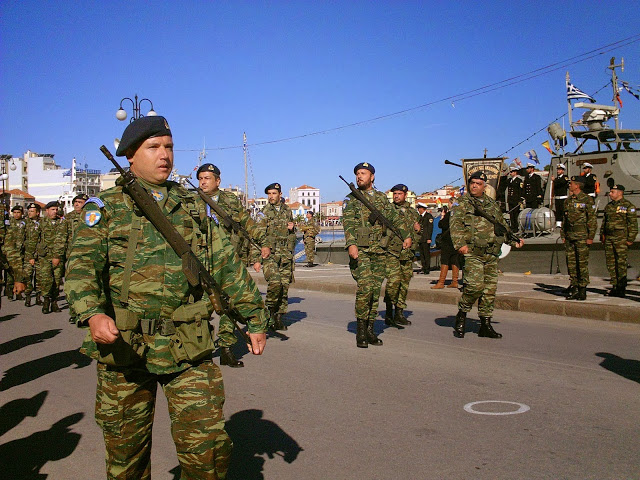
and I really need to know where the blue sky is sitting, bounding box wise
[1,1,639,202]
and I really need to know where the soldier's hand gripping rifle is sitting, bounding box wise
[339,175,405,242]
[185,179,262,251]
[469,197,522,245]
[100,146,251,345]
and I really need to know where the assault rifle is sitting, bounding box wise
[100,146,251,344]
[185,179,262,251]
[339,175,405,242]
[469,197,522,245]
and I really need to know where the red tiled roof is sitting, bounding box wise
[297,185,318,190]
[0,189,35,198]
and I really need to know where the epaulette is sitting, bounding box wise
[85,197,105,209]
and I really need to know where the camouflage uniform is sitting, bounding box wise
[450,193,517,319]
[600,197,638,293]
[22,217,41,300]
[561,191,596,290]
[207,190,266,351]
[299,217,320,265]
[64,179,268,480]
[343,189,408,335]
[64,210,83,257]
[3,216,26,296]
[255,202,296,319]
[26,216,68,304]
[383,200,419,321]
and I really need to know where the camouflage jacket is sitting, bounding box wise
[25,216,68,260]
[299,219,320,241]
[600,198,638,243]
[388,200,419,260]
[208,189,266,252]
[3,217,26,280]
[64,210,83,256]
[450,193,513,256]
[64,180,267,374]
[23,217,41,261]
[561,192,596,241]
[256,202,296,258]
[343,188,409,255]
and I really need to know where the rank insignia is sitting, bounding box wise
[150,190,164,201]
[85,211,102,227]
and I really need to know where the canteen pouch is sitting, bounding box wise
[355,227,370,247]
[379,231,391,249]
[168,300,215,363]
[95,309,146,367]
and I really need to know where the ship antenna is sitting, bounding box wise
[608,57,624,129]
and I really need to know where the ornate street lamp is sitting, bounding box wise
[116,94,157,122]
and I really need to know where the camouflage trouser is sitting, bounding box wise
[263,254,293,314]
[23,260,39,294]
[303,238,315,263]
[564,239,590,287]
[604,234,628,285]
[349,251,386,321]
[217,314,237,348]
[38,256,64,299]
[457,253,498,317]
[95,360,231,480]
[383,255,413,309]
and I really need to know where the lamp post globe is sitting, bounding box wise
[116,108,128,121]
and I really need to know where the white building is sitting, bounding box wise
[288,184,320,214]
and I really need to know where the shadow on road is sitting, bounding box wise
[533,283,567,297]
[0,314,18,323]
[283,309,306,327]
[0,329,62,356]
[435,315,485,334]
[0,391,48,437]
[0,412,84,479]
[0,349,92,392]
[226,409,303,480]
[287,296,303,305]
[595,352,640,384]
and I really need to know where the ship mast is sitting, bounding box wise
[243,132,248,209]
[607,57,624,129]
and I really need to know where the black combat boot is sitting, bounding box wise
[565,286,579,300]
[356,318,368,348]
[366,320,383,346]
[25,294,31,307]
[606,284,620,297]
[35,293,43,305]
[454,310,466,338]
[268,308,277,331]
[384,302,404,329]
[42,297,50,314]
[478,316,502,338]
[617,278,627,298]
[220,347,244,368]
[394,307,411,326]
[576,287,587,301]
[274,313,287,331]
[51,301,61,313]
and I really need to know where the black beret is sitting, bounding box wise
[27,203,39,209]
[73,193,89,203]
[197,163,221,177]
[390,184,408,193]
[11,205,23,212]
[468,171,488,182]
[116,116,172,157]
[610,184,625,191]
[45,201,60,209]
[264,183,281,194]
[570,175,586,184]
[353,162,375,174]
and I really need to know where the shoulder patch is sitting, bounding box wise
[85,197,105,209]
[429,218,433,223]
[85,210,102,227]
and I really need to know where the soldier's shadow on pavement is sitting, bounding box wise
[0,349,92,392]
[595,352,640,384]
[225,409,303,480]
[0,391,48,437]
[0,329,61,356]
[0,313,18,323]
[287,296,303,305]
[0,412,84,478]
[434,315,482,334]
[283,309,306,326]
[533,283,568,297]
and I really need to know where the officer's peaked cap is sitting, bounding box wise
[582,162,593,169]
[116,116,172,157]
[557,163,566,169]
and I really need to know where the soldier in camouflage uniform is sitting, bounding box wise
[4,205,26,301]
[198,163,270,368]
[62,194,88,320]
[599,184,638,298]
[254,182,296,331]
[64,116,267,480]
[26,201,68,313]
[22,203,42,306]
[383,184,420,329]
[561,176,597,300]
[299,210,320,267]
[343,163,411,348]
[450,171,524,339]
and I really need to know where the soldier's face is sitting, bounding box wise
[355,169,374,189]
[569,181,582,194]
[28,207,38,219]
[12,210,22,219]
[46,206,58,219]
[129,135,174,185]
[469,179,486,197]
[73,199,85,213]
[609,189,623,201]
[198,172,221,195]
[267,189,281,204]
[392,191,406,204]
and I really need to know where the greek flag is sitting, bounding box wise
[566,80,595,102]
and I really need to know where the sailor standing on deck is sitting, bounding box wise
[523,163,543,209]
[506,165,524,230]
[552,163,569,227]
[581,163,599,198]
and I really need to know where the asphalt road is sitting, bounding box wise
[1,289,639,479]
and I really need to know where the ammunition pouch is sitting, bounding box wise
[168,299,215,363]
[355,226,371,247]
[36,244,48,257]
[379,232,390,249]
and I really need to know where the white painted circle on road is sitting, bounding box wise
[464,400,530,416]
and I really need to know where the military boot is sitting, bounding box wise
[395,307,411,326]
[384,302,404,329]
[366,320,383,346]
[356,318,368,348]
[478,316,502,338]
[15,292,23,301]
[24,294,31,307]
[35,293,43,305]
[576,287,587,301]
[220,347,244,368]
[606,284,620,297]
[565,286,579,300]
[454,310,466,338]
[51,300,61,313]
[268,308,277,331]
[274,313,287,331]
[42,297,50,314]
[617,278,627,298]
